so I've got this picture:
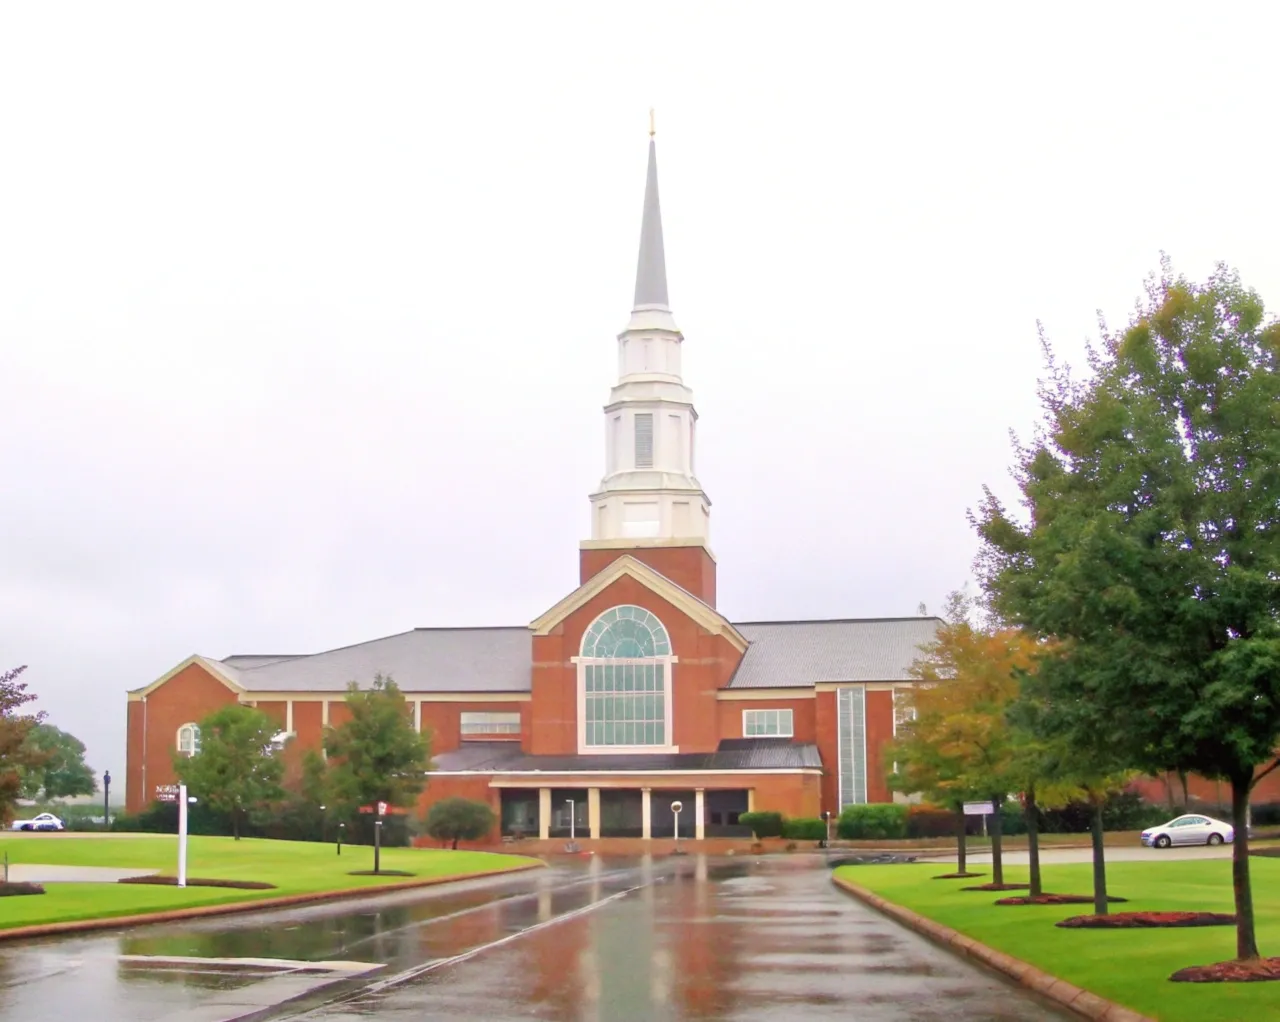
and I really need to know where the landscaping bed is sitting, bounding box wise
[932,871,984,879]
[1057,911,1234,929]
[118,876,276,890]
[1171,958,1280,983]
[346,870,415,877]
[0,882,45,897]
[960,882,1030,891]
[995,893,1128,905]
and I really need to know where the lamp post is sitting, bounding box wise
[177,785,198,888]
[671,800,683,853]
[102,770,111,830]
[566,799,576,844]
[822,810,832,849]
[337,822,345,857]
[320,804,327,845]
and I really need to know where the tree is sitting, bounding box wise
[888,591,1041,886]
[975,263,1280,961]
[174,704,286,839]
[20,724,96,801]
[0,666,47,826]
[324,674,431,813]
[424,797,496,849]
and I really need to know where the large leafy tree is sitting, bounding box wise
[888,592,1038,886]
[0,666,47,826]
[20,724,97,801]
[174,704,287,839]
[975,263,1280,960]
[324,674,431,812]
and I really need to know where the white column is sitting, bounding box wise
[747,788,756,812]
[641,788,652,839]
[413,700,422,732]
[538,788,551,840]
[322,700,330,727]
[588,787,601,840]
[695,788,706,840]
[285,700,294,734]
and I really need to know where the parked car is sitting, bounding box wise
[9,812,65,832]
[1140,813,1233,848]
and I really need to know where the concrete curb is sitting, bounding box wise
[831,875,1154,1022]
[0,861,546,943]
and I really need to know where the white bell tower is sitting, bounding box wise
[587,123,711,547]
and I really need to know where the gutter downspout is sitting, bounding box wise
[141,696,148,809]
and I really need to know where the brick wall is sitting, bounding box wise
[579,544,717,606]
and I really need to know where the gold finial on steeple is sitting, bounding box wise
[649,108,655,137]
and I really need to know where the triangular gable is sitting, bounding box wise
[127,654,246,700]
[529,554,748,653]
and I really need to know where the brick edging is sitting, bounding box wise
[0,861,546,943]
[830,875,1153,1022]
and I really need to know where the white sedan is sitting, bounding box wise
[10,812,65,832]
[1140,813,1233,848]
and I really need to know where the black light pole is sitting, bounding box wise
[337,822,345,857]
[103,771,112,830]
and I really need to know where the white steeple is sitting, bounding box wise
[587,124,712,547]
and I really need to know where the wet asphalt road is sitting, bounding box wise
[0,853,1070,1021]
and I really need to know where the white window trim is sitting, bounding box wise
[742,708,794,738]
[460,711,522,736]
[572,655,679,754]
[176,722,201,757]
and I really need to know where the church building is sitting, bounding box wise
[124,131,942,843]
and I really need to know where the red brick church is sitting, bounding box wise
[125,132,942,841]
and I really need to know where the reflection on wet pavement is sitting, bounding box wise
[0,855,1070,1021]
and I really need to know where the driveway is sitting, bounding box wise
[0,853,1069,1021]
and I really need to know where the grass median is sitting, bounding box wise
[835,857,1280,1022]
[0,834,541,931]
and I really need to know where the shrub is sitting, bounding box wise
[781,817,827,841]
[738,811,785,839]
[837,803,908,840]
[423,797,496,849]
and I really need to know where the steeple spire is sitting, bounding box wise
[633,120,669,311]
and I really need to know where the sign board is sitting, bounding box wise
[155,784,180,803]
[377,801,388,817]
[357,803,408,815]
[963,801,995,816]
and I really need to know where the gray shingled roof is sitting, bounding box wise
[432,738,822,774]
[729,617,942,688]
[222,627,532,693]
[212,616,940,695]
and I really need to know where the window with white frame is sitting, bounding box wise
[577,605,673,749]
[892,687,918,735]
[460,711,521,736]
[743,708,794,737]
[634,413,654,468]
[176,723,201,757]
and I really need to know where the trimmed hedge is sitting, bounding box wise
[837,803,908,840]
[781,817,828,841]
[738,811,785,839]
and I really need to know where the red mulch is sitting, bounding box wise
[932,872,985,880]
[1057,911,1235,929]
[1171,958,1280,983]
[995,893,1128,906]
[0,882,45,897]
[960,882,1031,892]
[118,876,276,890]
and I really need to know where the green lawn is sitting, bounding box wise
[0,834,541,931]
[835,857,1280,1022]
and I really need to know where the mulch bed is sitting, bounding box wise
[1057,911,1235,929]
[1171,958,1280,983]
[1249,847,1280,858]
[346,870,416,877]
[118,876,276,890]
[995,894,1129,906]
[960,882,1031,892]
[932,872,985,880]
[0,882,46,897]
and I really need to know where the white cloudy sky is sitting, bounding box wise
[2,3,1276,783]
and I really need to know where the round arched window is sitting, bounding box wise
[579,606,672,749]
[580,605,671,658]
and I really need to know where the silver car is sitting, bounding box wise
[1140,813,1234,848]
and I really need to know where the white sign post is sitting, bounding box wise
[671,800,683,850]
[963,800,995,838]
[177,783,189,888]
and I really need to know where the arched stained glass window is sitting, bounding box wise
[580,605,671,658]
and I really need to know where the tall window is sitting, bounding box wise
[177,723,201,757]
[578,605,674,750]
[743,708,794,737]
[634,413,654,468]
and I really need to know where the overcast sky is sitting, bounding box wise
[2,4,1276,784]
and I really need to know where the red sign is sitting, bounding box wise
[357,803,407,816]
